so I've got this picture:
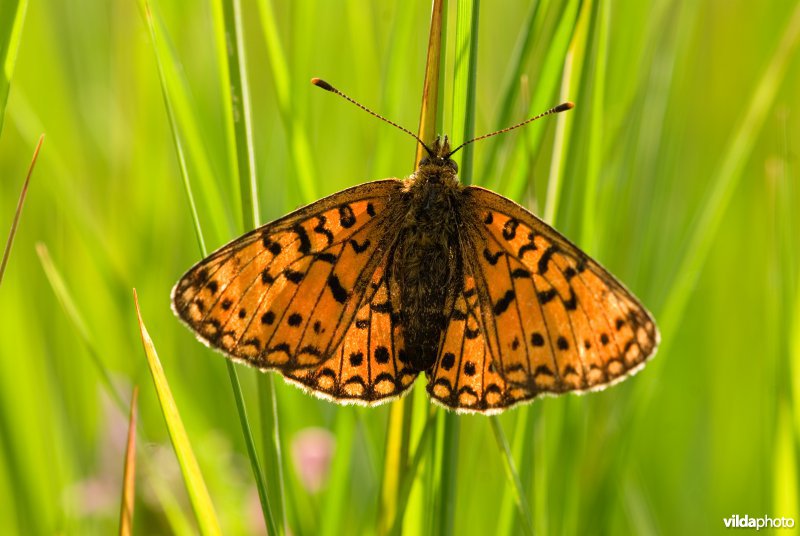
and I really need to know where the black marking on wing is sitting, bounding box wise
[350,238,371,253]
[313,216,334,245]
[492,290,516,315]
[338,205,356,228]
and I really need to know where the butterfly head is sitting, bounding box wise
[419,136,459,176]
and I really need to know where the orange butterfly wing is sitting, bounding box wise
[283,252,419,404]
[172,180,405,376]
[426,186,659,413]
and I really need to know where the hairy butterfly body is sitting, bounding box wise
[172,81,659,414]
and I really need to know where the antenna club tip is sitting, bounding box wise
[556,102,575,112]
[311,78,334,91]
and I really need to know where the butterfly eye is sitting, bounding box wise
[445,159,458,173]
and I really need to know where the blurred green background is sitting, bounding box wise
[1,0,798,534]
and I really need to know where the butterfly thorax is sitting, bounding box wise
[393,136,466,372]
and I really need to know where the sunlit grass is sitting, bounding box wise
[0,0,798,534]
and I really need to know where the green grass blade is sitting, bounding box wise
[140,1,206,255]
[118,386,138,536]
[318,410,356,536]
[36,243,126,410]
[217,1,287,533]
[143,2,276,531]
[134,289,222,536]
[0,133,42,286]
[219,0,259,230]
[578,0,608,251]
[0,0,27,134]
[256,0,318,204]
[390,409,437,536]
[490,417,534,536]
[450,0,480,182]
[434,2,481,535]
[225,362,278,536]
[135,0,232,244]
[497,0,581,199]
[477,0,541,182]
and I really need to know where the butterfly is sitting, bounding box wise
[171,79,659,414]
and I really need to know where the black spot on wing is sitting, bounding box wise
[374,346,390,364]
[338,205,356,228]
[350,238,371,253]
[537,288,557,304]
[483,249,503,265]
[492,290,516,315]
[510,268,531,279]
[538,245,557,274]
[441,352,456,370]
[262,236,282,255]
[284,269,304,284]
[502,219,519,240]
[371,301,392,313]
[313,216,334,246]
[327,274,349,303]
[292,224,311,255]
[315,252,337,264]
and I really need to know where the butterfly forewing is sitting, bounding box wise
[172,180,403,373]
[448,186,659,409]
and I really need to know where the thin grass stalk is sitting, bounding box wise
[220,0,260,229]
[118,386,138,536]
[36,243,126,410]
[490,417,534,535]
[434,2,481,533]
[499,0,582,199]
[255,0,318,204]
[0,134,43,287]
[319,410,356,536]
[144,2,277,531]
[390,408,437,536]
[578,0,607,250]
[134,290,222,536]
[142,1,205,254]
[379,2,446,534]
[136,0,232,242]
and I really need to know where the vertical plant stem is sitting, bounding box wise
[0,133,43,287]
[118,386,138,536]
[380,3,446,535]
[490,417,534,536]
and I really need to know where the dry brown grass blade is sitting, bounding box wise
[414,0,445,167]
[0,133,44,286]
[119,386,139,536]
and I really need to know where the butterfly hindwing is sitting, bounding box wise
[426,260,520,413]
[429,187,659,412]
[172,180,403,371]
[283,257,418,404]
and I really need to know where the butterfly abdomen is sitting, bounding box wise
[394,170,465,372]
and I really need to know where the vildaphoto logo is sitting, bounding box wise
[723,514,795,530]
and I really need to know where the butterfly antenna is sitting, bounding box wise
[312,78,434,156]
[446,102,574,157]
